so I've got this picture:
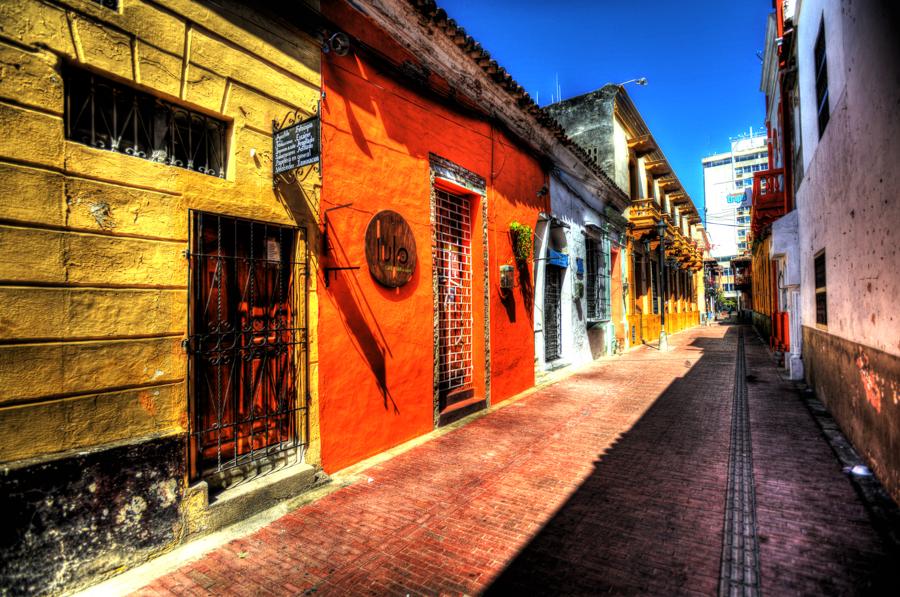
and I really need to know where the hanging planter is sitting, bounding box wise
[508,221,533,263]
[573,280,584,300]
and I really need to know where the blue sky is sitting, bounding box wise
[437,0,771,218]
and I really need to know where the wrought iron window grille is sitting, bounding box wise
[90,0,120,9]
[585,236,611,322]
[185,212,308,479]
[64,66,227,178]
[544,265,563,362]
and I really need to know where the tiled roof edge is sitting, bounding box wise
[407,0,628,208]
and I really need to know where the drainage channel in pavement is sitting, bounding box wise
[719,328,762,597]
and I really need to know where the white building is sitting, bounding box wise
[793,0,900,501]
[533,170,628,373]
[702,131,768,299]
[756,0,900,503]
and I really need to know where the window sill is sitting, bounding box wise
[587,319,611,327]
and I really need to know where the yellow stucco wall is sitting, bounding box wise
[752,235,773,317]
[0,0,321,465]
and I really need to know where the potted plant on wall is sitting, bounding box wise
[508,221,533,264]
[507,221,534,308]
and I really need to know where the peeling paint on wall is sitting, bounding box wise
[88,201,116,229]
[804,326,900,505]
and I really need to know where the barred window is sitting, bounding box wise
[65,66,227,178]
[814,250,827,326]
[814,19,829,138]
[585,236,610,321]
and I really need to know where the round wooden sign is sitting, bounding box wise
[365,210,417,287]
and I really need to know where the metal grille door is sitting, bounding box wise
[187,212,308,478]
[434,190,473,406]
[544,266,562,361]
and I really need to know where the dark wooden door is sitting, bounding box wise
[188,212,305,477]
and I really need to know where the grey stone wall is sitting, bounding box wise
[545,86,618,178]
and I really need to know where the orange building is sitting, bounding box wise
[316,0,551,471]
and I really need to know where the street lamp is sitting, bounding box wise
[618,77,648,88]
[656,219,668,350]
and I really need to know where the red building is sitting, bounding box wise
[317,0,551,471]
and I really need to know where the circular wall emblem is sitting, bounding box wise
[364,210,417,287]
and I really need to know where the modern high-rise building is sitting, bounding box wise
[702,130,768,297]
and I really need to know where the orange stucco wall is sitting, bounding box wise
[318,1,547,472]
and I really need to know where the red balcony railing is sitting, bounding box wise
[751,168,786,236]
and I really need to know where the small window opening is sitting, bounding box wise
[65,66,228,177]
[814,19,830,138]
[814,250,827,326]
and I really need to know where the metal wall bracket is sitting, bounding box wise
[322,202,358,287]
[323,266,360,287]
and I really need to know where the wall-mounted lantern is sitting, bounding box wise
[499,264,515,291]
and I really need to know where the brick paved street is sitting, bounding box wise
[133,325,897,596]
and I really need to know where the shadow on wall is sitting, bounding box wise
[274,165,320,225]
[336,54,374,160]
[518,258,534,313]
[500,285,516,323]
[497,263,534,323]
[323,34,547,214]
[273,125,406,417]
[324,208,401,415]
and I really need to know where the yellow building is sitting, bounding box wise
[750,234,775,338]
[0,1,321,592]
[607,91,705,346]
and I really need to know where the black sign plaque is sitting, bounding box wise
[273,116,320,175]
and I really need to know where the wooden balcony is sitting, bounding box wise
[658,176,680,193]
[645,159,671,176]
[627,134,657,157]
[628,198,662,240]
[751,168,786,235]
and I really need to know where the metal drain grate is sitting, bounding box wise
[719,329,762,596]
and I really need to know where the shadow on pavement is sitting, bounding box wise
[485,325,897,595]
